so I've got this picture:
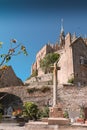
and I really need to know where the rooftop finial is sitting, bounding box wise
[60,19,65,46]
[48,40,50,45]
[61,18,64,33]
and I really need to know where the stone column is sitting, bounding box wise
[49,63,63,118]
[53,62,57,107]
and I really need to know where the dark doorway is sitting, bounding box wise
[0,92,23,114]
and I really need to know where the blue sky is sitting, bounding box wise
[0,0,87,81]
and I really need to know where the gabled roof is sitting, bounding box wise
[70,36,87,47]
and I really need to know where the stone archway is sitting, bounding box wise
[0,92,23,115]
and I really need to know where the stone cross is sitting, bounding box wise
[53,62,60,107]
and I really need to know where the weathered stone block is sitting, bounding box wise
[49,105,63,118]
[48,117,70,125]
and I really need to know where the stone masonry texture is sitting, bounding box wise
[1,84,87,114]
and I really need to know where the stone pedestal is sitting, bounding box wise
[49,104,63,118]
[48,104,70,125]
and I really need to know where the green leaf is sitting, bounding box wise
[40,53,60,73]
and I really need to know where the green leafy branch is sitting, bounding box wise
[0,39,28,67]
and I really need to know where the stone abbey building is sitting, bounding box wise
[32,24,87,86]
[1,24,87,119]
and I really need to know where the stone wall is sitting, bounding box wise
[58,33,74,84]
[25,73,53,85]
[25,84,87,113]
[57,85,87,111]
[33,43,60,76]
[1,84,87,114]
[0,85,53,107]
[0,86,29,101]
[72,38,87,85]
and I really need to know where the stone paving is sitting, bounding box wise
[0,121,87,130]
[26,121,87,130]
[0,123,26,130]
